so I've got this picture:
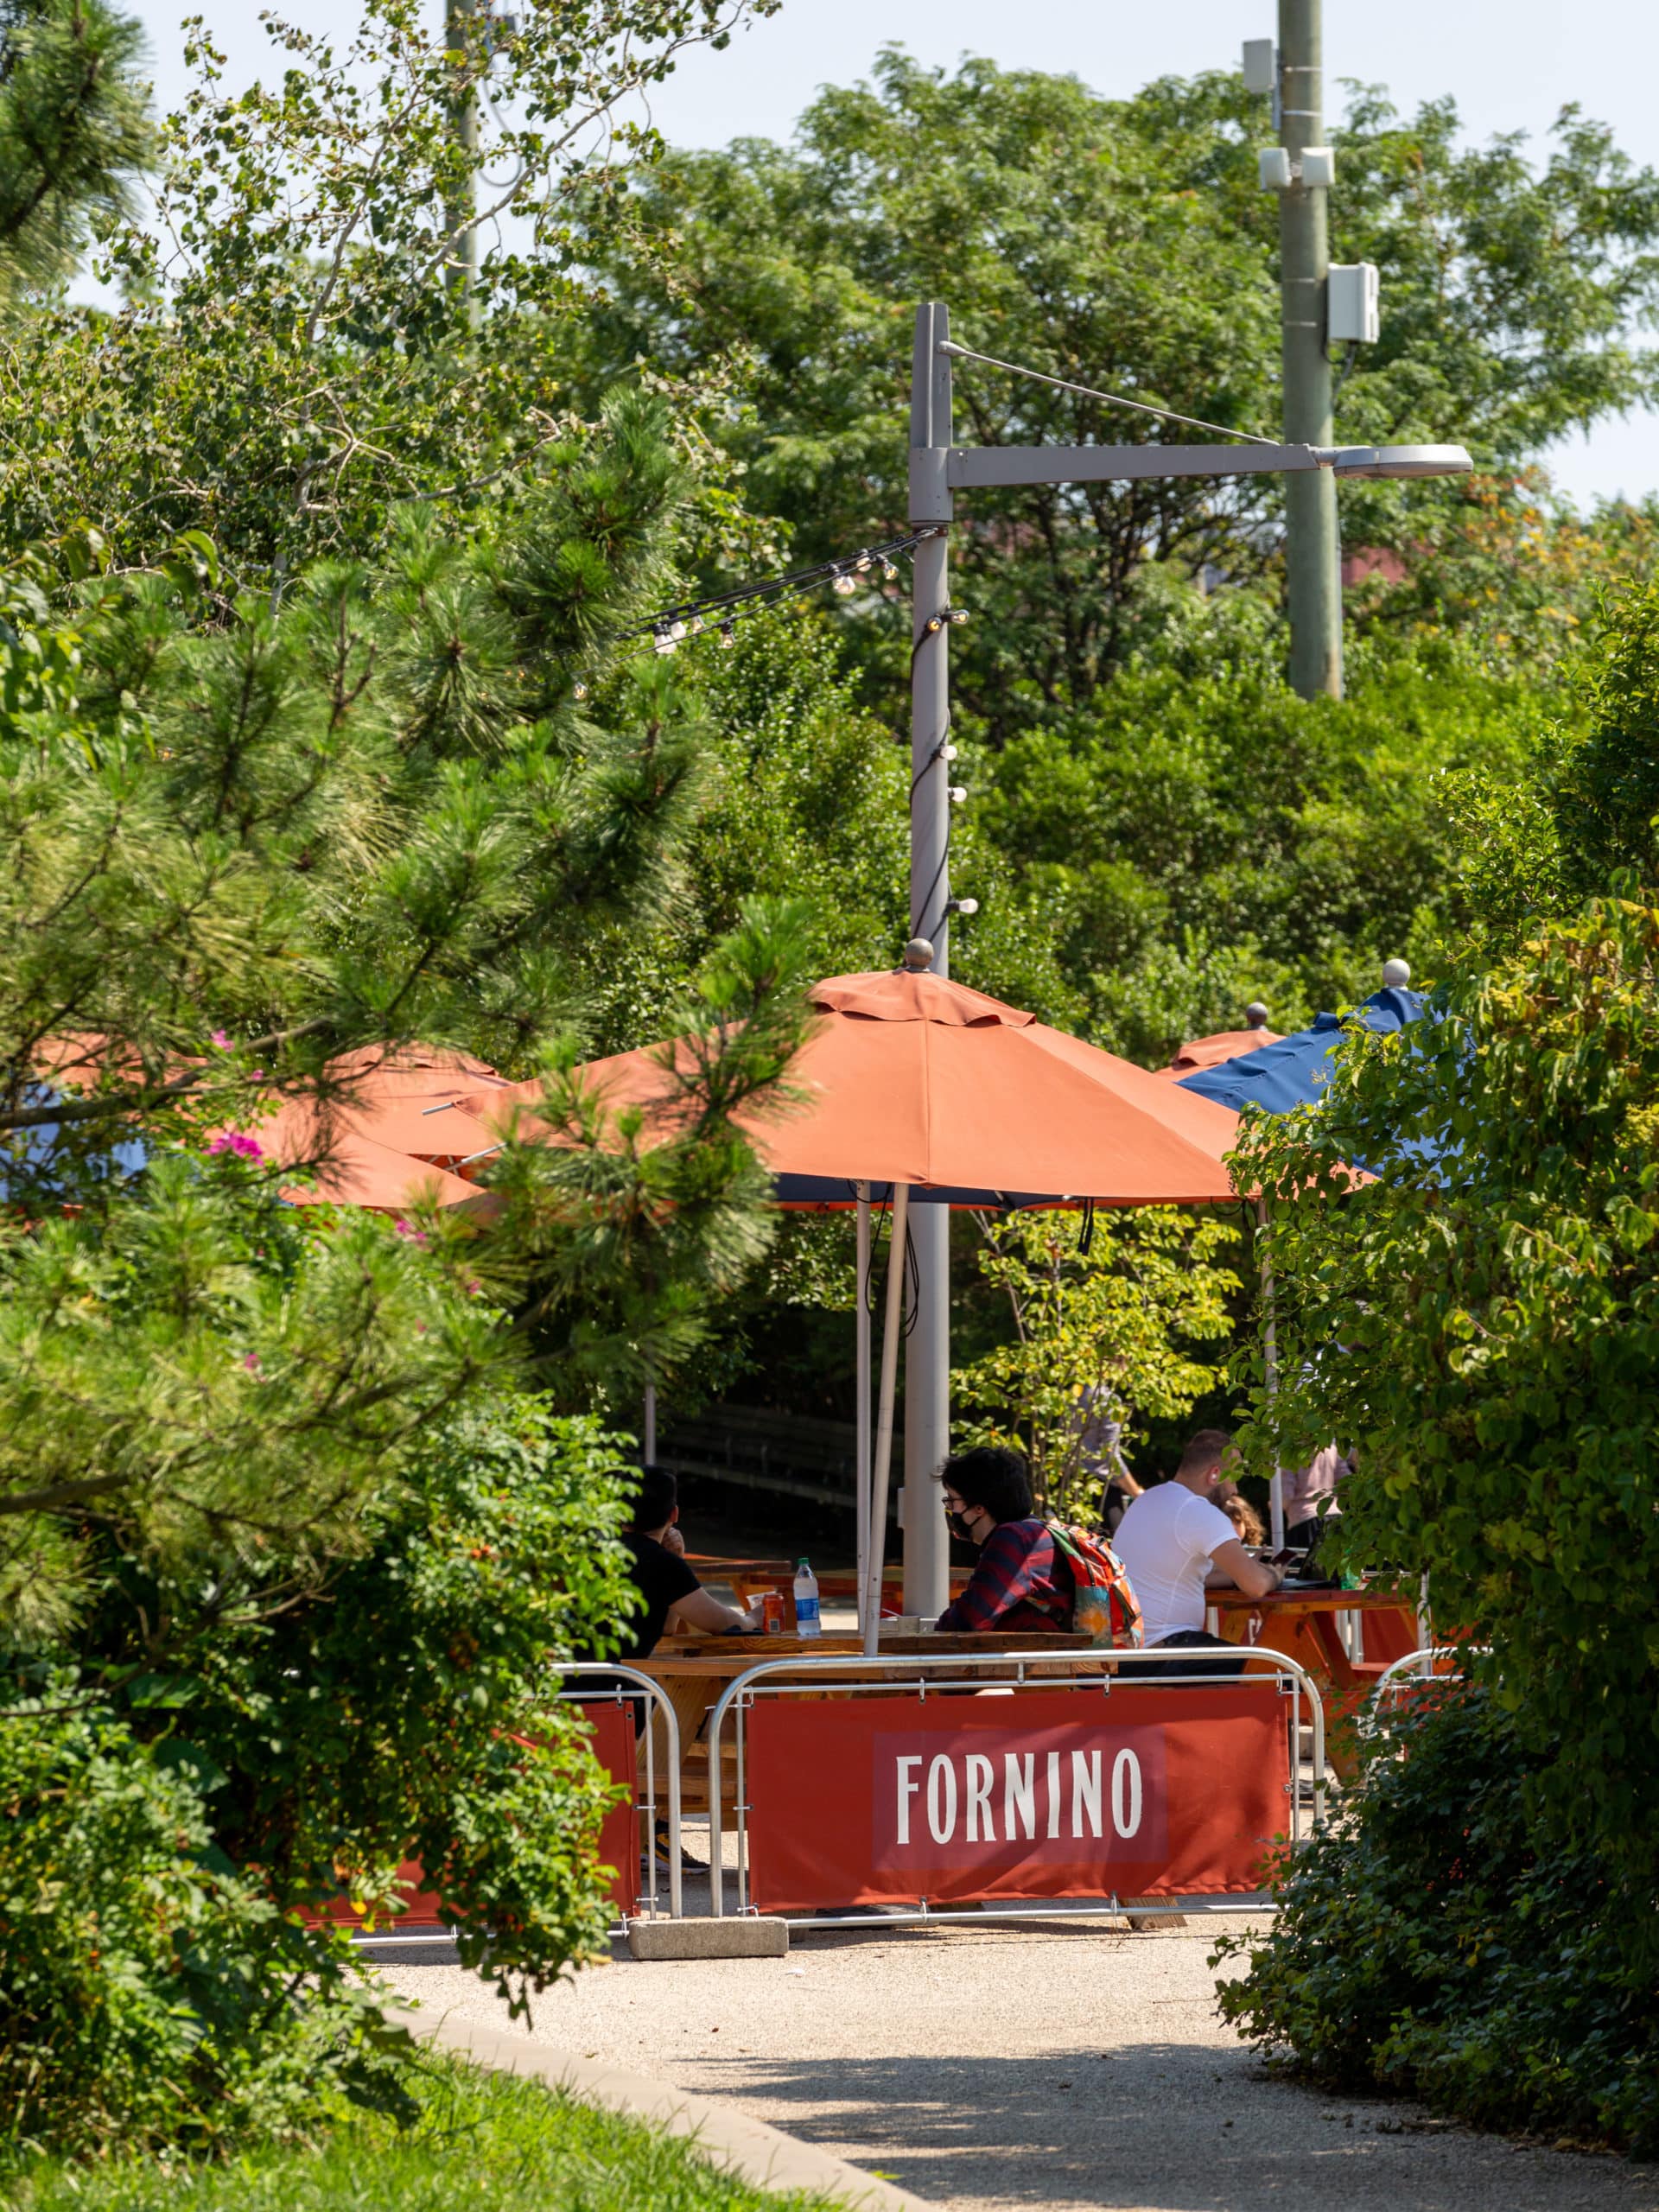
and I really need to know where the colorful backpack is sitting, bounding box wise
[1047,1521,1144,1649]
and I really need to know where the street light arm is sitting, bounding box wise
[911,438,1473,519]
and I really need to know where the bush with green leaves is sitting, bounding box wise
[1217,1685,1659,2154]
[1226,897,1659,2143]
[0,1681,414,2155]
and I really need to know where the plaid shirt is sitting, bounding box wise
[936,1516,1071,1635]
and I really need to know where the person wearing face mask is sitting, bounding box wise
[933,1445,1073,1634]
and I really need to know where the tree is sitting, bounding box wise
[567,51,1659,733]
[0,0,150,307]
[0,0,778,588]
[951,1206,1238,1522]
[1229,898,1659,1937]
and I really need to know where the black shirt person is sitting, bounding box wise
[618,1465,763,1661]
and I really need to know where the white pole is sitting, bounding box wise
[855,1186,872,1637]
[864,1183,911,1656]
[905,299,955,1623]
[1256,1197,1286,1548]
[643,1382,657,1465]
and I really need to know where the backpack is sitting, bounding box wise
[1047,1521,1144,1649]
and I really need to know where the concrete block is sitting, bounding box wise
[626,1916,788,1961]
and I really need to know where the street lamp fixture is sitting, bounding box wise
[897,298,1471,1617]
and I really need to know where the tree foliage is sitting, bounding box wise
[1230,899,1659,1933]
[569,51,1659,727]
[0,0,150,307]
[1217,1686,1659,2155]
[952,1206,1238,1521]
[0,0,777,587]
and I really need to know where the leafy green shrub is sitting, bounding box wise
[0,1682,410,2155]
[1216,1685,1659,2154]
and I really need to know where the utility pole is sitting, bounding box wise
[902,302,954,1621]
[445,0,480,299]
[1277,0,1342,699]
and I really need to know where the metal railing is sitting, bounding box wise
[702,1645,1326,1935]
[348,1660,683,1947]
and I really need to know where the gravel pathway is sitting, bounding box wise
[380,1908,1655,2212]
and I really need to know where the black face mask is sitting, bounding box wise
[946,1507,977,1541]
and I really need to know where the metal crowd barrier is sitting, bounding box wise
[349,1660,684,1947]
[562,1661,684,1923]
[703,1645,1327,1936]
[1368,1643,1489,1717]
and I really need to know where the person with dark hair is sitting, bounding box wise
[1113,1429,1282,1673]
[616,1466,762,1661]
[933,1445,1072,1635]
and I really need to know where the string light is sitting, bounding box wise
[568,526,948,702]
[948,607,969,626]
[949,785,968,805]
[940,743,958,761]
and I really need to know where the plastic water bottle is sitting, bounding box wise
[792,1557,821,1638]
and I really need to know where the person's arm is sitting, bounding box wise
[666,1586,764,1635]
[1205,1536,1282,1599]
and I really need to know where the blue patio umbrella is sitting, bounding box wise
[1173,984,1427,1116]
[1174,981,1430,1545]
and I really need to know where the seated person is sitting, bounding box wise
[1113,1429,1282,1674]
[935,1445,1072,1634]
[618,1465,763,1662]
[1217,1483,1267,1548]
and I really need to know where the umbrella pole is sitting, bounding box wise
[1256,1196,1286,1549]
[865,1183,911,1657]
[855,1186,872,1639]
[643,1382,657,1465]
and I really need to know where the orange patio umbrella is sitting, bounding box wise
[454,964,1243,1209]
[1159,1008,1281,1079]
[453,956,1243,1647]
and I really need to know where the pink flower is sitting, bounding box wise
[242,1352,261,1374]
[207,1132,263,1161]
[211,1030,232,1050]
[392,1218,430,1246]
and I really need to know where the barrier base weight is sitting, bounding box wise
[627,1916,789,1961]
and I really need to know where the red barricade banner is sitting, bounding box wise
[745,1684,1290,1911]
[587,1695,643,1918]
[302,1696,643,1931]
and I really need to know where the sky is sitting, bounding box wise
[117,0,1659,506]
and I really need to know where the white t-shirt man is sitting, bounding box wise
[1114,1481,1245,1647]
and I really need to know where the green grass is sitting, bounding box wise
[3,2057,847,2212]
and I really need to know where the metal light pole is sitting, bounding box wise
[1277,0,1341,699]
[892,301,1470,1613]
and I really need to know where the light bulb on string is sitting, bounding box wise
[688,615,705,637]
[948,785,968,804]
[948,607,969,626]
[939,743,958,761]
[668,619,688,641]
[718,620,737,648]
[572,678,589,702]
[925,615,943,635]
[881,557,898,581]
[652,628,677,657]
[831,566,856,598]
[854,549,873,572]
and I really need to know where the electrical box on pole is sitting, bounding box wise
[1327,262,1381,345]
[1242,37,1276,92]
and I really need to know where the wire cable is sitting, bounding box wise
[938,339,1279,448]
